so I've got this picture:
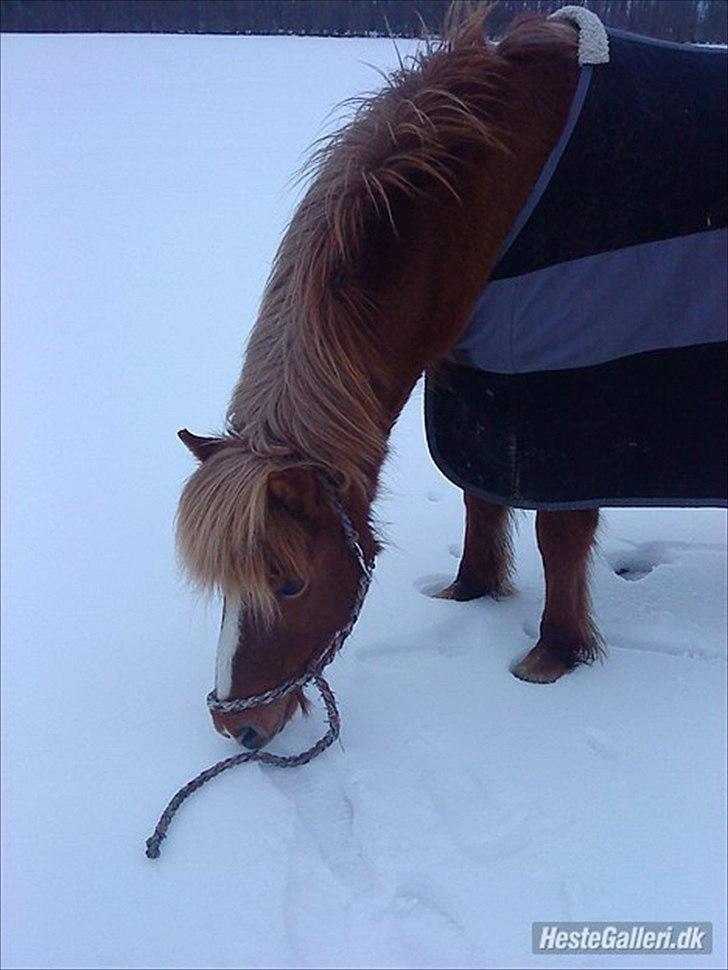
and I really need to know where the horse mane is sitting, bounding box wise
[176,3,578,618]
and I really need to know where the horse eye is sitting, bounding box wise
[276,579,306,598]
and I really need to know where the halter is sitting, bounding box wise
[145,475,374,859]
[206,475,373,714]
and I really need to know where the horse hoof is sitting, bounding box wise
[432,578,515,602]
[511,642,571,684]
[432,580,484,601]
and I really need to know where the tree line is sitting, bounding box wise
[2,0,727,44]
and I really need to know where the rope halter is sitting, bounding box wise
[145,475,374,859]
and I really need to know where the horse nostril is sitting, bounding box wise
[237,725,264,750]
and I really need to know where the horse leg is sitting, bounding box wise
[435,492,514,601]
[513,509,602,683]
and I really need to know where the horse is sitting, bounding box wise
[175,5,727,749]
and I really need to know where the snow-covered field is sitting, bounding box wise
[2,33,726,970]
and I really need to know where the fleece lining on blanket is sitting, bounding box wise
[425,21,727,509]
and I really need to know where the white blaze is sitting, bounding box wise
[215,594,242,700]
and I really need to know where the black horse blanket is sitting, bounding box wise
[426,25,727,508]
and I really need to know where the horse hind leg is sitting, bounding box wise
[513,508,603,684]
[435,493,515,601]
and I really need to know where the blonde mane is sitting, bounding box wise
[176,4,578,618]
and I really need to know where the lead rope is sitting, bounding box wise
[145,477,373,859]
[145,676,340,859]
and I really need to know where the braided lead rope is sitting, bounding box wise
[145,476,373,859]
[145,676,340,859]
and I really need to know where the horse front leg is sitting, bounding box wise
[513,509,602,683]
[435,492,514,601]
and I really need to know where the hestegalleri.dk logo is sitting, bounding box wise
[532,922,712,955]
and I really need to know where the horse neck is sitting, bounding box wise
[356,55,580,498]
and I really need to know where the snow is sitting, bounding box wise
[1,33,726,970]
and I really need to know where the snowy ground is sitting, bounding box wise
[2,34,726,970]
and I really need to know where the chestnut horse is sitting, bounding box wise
[177,8,601,748]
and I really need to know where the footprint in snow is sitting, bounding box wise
[382,875,477,969]
[426,491,442,503]
[355,636,422,660]
[605,540,679,581]
[267,768,377,895]
[612,636,720,663]
[357,612,474,660]
[431,614,477,656]
[585,727,620,759]
[425,769,552,866]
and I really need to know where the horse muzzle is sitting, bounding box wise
[211,693,299,748]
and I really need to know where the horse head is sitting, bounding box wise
[176,429,378,748]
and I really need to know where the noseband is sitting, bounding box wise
[145,475,374,859]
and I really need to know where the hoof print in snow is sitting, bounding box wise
[614,561,656,581]
[607,541,678,581]
[585,727,620,759]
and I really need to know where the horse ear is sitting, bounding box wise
[178,429,226,463]
[268,467,320,519]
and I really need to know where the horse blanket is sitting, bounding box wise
[425,23,727,508]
